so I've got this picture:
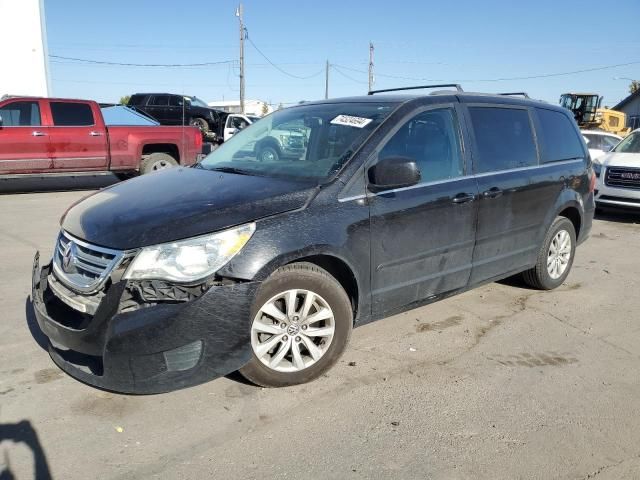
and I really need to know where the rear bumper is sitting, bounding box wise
[31,252,259,394]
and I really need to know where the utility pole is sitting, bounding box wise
[368,42,375,93]
[325,60,330,99]
[236,3,245,114]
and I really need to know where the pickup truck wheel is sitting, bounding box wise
[257,145,279,162]
[189,117,210,133]
[141,153,178,174]
[522,217,576,290]
[239,262,353,387]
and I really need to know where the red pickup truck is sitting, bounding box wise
[0,96,203,177]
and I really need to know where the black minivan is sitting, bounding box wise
[32,85,595,393]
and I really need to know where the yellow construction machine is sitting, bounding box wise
[559,93,630,136]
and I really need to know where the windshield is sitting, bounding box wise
[190,96,209,108]
[613,131,640,154]
[198,102,397,180]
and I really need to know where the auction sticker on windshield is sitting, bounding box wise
[330,115,373,128]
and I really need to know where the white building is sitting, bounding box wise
[208,99,273,117]
[0,0,51,97]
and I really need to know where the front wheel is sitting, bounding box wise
[257,145,280,162]
[239,263,353,387]
[522,217,576,290]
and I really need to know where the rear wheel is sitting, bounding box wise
[239,263,352,387]
[140,152,178,174]
[189,117,210,134]
[522,217,576,290]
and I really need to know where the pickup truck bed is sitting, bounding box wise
[0,97,203,177]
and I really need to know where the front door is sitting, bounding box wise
[224,115,250,141]
[369,105,478,316]
[464,105,541,283]
[0,99,51,173]
[46,101,109,172]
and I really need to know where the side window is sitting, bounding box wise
[583,134,601,150]
[468,107,537,173]
[601,136,620,150]
[149,95,170,106]
[231,116,248,129]
[50,102,94,126]
[169,96,184,107]
[379,108,463,183]
[535,108,585,162]
[0,101,41,126]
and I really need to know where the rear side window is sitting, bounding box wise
[0,101,41,126]
[149,95,170,106]
[50,102,94,126]
[583,134,602,150]
[169,96,185,107]
[535,108,584,162]
[468,107,537,173]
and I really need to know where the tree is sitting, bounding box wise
[630,80,640,95]
[119,95,131,105]
[261,102,269,116]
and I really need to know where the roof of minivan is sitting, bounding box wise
[301,92,559,111]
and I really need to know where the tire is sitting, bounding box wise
[257,145,280,162]
[189,117,210,133]
[140,152,178,174]
[522,217,576,290]
[239,262,353,387]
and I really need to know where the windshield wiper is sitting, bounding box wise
[208,166,254,176]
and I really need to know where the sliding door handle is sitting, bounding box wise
[31,131,47,137]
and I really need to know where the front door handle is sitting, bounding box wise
[482,187,503,199]
[32,131,47,137]
[452,192,476,204]
[89,131,103,136]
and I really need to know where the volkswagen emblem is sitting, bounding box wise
[61,241,76,273]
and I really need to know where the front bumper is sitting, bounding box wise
[31,252,259,394]
[595,175,640,209]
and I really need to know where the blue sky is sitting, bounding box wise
[45,0,640,107]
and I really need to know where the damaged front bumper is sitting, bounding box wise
[31,252,260,394]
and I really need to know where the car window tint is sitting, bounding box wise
[469,107,537,173]
[601,136,620,149]
[379,108,463,183]
[0,101,41,126]
[150,95,170,106]
[583,134,602,150]
[169,96,184,107]
[535,108,584,162]
[50,102,94,126]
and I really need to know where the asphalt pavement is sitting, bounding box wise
[1,190,639,480]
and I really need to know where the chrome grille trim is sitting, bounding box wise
[52,231,125,294]
[605,167,640,190]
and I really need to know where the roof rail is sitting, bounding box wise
[368,84,463,95]
[498,92,530,98]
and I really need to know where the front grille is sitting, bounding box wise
[52,231,124,293]
[605,167,640,189]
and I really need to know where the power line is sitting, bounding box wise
[332,64,367,85]
[48,54,234,68]
[245,33,325,80]
[335,60,640,83]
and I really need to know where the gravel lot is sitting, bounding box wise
[1,189,639,480]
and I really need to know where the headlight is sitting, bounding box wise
[593,162,602,178]
[124,223,255,282]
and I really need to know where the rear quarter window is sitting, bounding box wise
[468,107,538,173]
[535,108,584,162]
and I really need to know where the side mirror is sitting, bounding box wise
[367,156,421,192]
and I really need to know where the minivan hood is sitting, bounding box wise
[599,152,640,168]
[62,167,317,250]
